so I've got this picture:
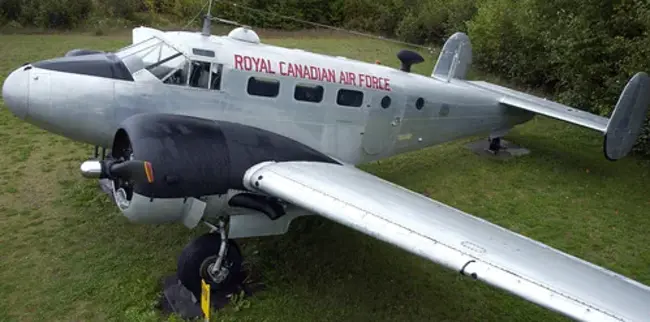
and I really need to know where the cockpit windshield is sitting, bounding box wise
[115,37,188,82]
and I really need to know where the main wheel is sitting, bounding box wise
[177,233,243,300]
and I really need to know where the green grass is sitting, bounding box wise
[1,30,649,322]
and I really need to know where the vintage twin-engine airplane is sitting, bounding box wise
[2,5,650,320]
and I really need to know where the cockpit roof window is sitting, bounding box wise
[115,37,161,60]
[115,36,187,75]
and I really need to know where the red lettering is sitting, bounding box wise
[267,59,276,74]
[287,63,294,77]
[236,56,390,90]
[338,71,346,84]
[234,55,243,70]
[279,61,287,76]
[293,64,303,78]
[243,56,252,71]
[259,58,267,73]
[348,72,356,86]
[327,69,336,83]
[309,66,318,80]
[364,75,372,88]
[252,57,261,72]
[377,77,385,90]
[320,68,329,82]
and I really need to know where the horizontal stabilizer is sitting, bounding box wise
[468,72,650,160]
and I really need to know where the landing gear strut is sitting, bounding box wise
[92,145,108,160]
[177,219,244,301]
[89,145,114,196]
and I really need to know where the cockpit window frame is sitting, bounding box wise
[115,36,186,61]
[115,36,224,90]
[115,36,190,77]
[114,37,161,60]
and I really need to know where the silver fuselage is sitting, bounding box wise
[2,28,533,166]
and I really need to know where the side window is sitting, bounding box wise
[161,60,190,86]
[294,83,324,103]
[247,77,280,97]
[210,63,223,90]
[189,61,211,89]
[188,61,223,90]
[337,89,364,107]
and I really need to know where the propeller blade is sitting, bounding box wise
[109,160,155,183]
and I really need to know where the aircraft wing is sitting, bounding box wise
[466,73,650,161]
[243,161,650,322]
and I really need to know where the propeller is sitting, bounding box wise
[80,159,154,184]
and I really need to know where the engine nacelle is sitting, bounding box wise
[117,191,206,227]
[112,187,247,228]
[104,113,339,227]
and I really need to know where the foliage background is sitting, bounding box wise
[1,0,649,156]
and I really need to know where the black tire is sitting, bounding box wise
[177,233,243,299]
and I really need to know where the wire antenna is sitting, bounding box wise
[187,0,434,54]
[218,0,433,53]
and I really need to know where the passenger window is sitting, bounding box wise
[247,77,280,97]
[294,83,324,103]
[337,89,364,107]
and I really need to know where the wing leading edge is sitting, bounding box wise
[243,161,650,322]
[467,73,650,161]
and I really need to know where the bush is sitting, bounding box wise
[0,0,21,23]
[467,0,650,156]
[0,0,92,29]
[396,0,477,45]
[97,0,142,20]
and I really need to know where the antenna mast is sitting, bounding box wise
[201,0,214,36]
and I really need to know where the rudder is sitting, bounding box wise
[432,32,472,81]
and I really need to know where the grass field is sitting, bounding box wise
[1,29,649,322]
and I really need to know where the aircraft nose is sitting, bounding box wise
[2,66,29,119]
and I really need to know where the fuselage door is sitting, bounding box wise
[362,92,403,156]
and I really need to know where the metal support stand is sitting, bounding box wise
[487,137,503,155]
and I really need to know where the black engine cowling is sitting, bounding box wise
[110,113,339,200]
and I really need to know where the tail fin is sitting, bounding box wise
[604,72,650,160]
[432,32,472,81]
